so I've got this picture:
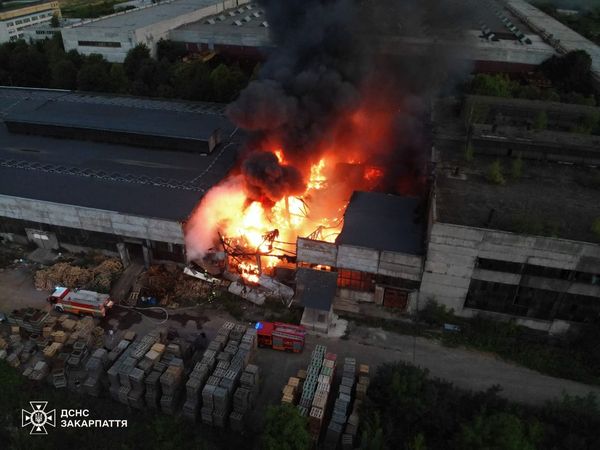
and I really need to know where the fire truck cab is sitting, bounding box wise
[256,321,306,353]
[47,287,114,318]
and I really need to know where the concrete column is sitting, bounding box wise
[142,245,151,269]
[117,243,130,268]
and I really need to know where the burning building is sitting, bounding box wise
[182,0,462,328]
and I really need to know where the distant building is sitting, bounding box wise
[0,0,61,43]
[61,0,249,63]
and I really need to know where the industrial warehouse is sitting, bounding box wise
[0,87,238,267]
[0,82,598,335]
[1,0,600,448]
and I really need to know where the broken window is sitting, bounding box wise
[523,264,572,280]
[337,269,374,292]
[476,258,523,274]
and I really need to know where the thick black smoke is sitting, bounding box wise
[241,151,305,204]
[227,0,474,200]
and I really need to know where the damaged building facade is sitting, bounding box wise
[295,192,426,318]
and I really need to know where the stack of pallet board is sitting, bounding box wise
[325,357,356,449]
[281,376,301,404]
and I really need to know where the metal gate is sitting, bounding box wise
[383,288,409,310]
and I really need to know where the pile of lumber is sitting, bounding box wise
[35,258,123,291]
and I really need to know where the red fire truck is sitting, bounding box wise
[47,287,114,318]
[255,321,306,353]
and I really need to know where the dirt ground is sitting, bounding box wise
[1,265,600,429]
[0,265,50,313]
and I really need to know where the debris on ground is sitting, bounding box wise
[136,264,224,308]
[34,258,123,292]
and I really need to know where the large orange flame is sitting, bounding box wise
[185,95,410,283]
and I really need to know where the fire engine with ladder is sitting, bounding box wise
[255,321,306,353]
[47,287,114,318]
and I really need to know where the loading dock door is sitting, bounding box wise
[383,287,409,310]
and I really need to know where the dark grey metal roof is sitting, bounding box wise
[336,191,425,255]
[0,121,238,222]
[295,268,337,311]
[0,88,240,221]
[4,96,233,143]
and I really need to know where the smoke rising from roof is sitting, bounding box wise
[226,0,473,201]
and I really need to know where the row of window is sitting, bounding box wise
[6,11,54,28]
[476,258,600,286]
[465,279,600,323]
[78,40,122,48]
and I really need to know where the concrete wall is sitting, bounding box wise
[0,194,185,244]
[420,221,600,315]
[297,237,425,312]
[61,27,133,62]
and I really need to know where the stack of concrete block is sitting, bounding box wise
[182,361,211,421]
[107,339,130,364]
[127,367,146,409]
[312,352,336,441]
[229,324,246,342]
[324,357,356,448]
[344,399,361,442]
[201,384,217,425]
[82,348,108,396]
[6,353,20,368]
[212,386,230,427]
[145,369,165,409]
[228,363,260,431]
[160,364,184,414]
[298,345,326,411]
[28,360,49,381]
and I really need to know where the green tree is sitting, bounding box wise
[171,60,210,100]
[487,159,505,185]
[77,54,112,91]
[123,43,152,80]
[471,74,514,98]
[108,63,129,93]
[51,59,77,89]
[261,404,310,450]
[209,63,247,101]
[455,413,540,450]
[533,111,548,130]
[156,39,186,63]
[540,50,593,95]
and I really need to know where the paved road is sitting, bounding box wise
[1,267,599,412]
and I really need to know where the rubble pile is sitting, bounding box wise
[35,258,123,291]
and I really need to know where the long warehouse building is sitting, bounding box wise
[0,87,238,266]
